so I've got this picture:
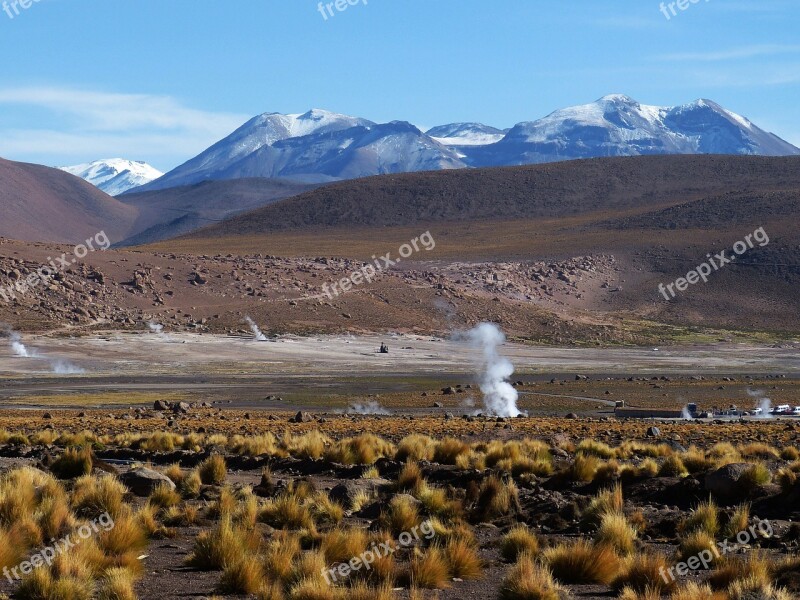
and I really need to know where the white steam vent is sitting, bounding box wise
[465,323,523,418]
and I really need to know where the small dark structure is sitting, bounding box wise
[379,343,389,354]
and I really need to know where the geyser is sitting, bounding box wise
[465,322,523,418]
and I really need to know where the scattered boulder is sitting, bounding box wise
[291,411,313,423]
[705,463,752,500]
[153,400,170,411]
[120,467,175,497]
[646,426,661,438]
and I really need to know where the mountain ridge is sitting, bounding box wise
[134,95,800,192]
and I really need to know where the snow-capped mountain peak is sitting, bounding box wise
[127,97,800,193]
[60,159,163,196]
[426,122,507,147]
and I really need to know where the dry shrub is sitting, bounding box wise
[542,540,621,585]
[396,434,436,462]
[581,484,624,528]
[407,547,451,589]
[381,494,421,536]
[325,433,395,465]
[148,482,181,509]
[670,581,727,600]
[72,474,127,519]
[51,447,94,479]
[612,552,674,594]
[659,455,689,478]
[260,493,316,531]
[444,538,482,580]
[198,455,227,485]
[576,439,616,459]
[679,499,719,538]
[501,524,540,562]
[472,475,519,522]
[321,527,369,564]
[286,431,331,460]
[708,552,771,591]
[96,567,137,600]
[263,530,302,584]
[181,470,202,498]
[162,463,185,486]
[595,512,637,555]
[397,461,425,493]
[677,531,718,565]
[499,554,571,600]
[219,554,264,594]
[346,581,394,600]
[187,516,259,570]
[740,443,780,460]
[738,462,772,493]
[433,438,469,465]
[569,454,600,482]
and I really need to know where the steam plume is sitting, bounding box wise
[465,323,522,417]
[347,400,391,415]
[245,316,268,341]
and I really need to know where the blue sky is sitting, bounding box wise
[0,0,797,171]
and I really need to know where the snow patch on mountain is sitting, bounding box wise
[60,159,163,196]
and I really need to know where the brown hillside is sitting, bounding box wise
[0,158,138,243]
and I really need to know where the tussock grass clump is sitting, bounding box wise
[187,516,259,570]
[659,455,689,478]
[98,510,148,561]
[407,547,451,589]
[397,461,425,493]
[321,527,369,564]
[286,431,331,460]
[198,455,227,486]
[432,438,469,465]
[181,470,202,498]
[542,540,621,585]
[677,531,718,565]
[444,538,482,580]
[679,499,719,538]
[162,463,185,486]
[51,447,94,479]
[612,553,674,594]
[310,492,344,525]
[722,503,750,539]
[472,475,519,522]
[501,524,540,562]
[287,578,336,600]
[780,446,800,461]
[568,454,600,482]
[71,474,127,519]
[325,433,395,465]
[346,581,394,600]
[707,552,771,591]
[740,442,780,460]
[219,555,264,594]
[260,493,316,531]
[616,586,661,600]
[381,494,422,536]
[670,581,727,600]
[147,482,181,509]
[739,462,772,492]
[17,568,96,600]
[581,484,624,529]
[681,447,714,474]
[576,439,616,459]
[776,467,797,492]
[396,434,436,462]
[728,577,791,600]
[499,554,571,600]
[96,567,137,600]
[595,512,637,555]
[263,530,302,584]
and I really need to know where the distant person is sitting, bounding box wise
[379,343,389,354]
